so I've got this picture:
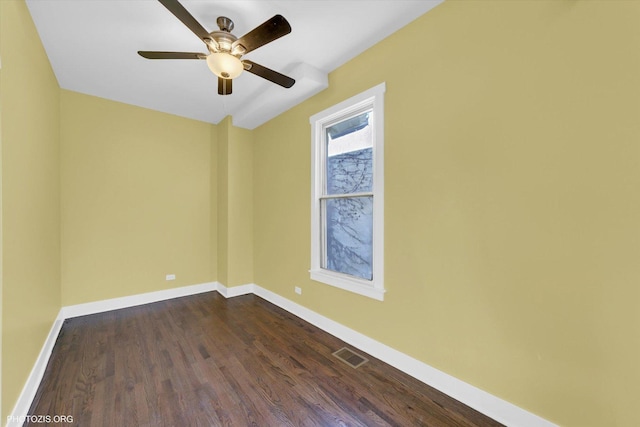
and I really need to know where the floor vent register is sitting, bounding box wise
[332,347,369,369]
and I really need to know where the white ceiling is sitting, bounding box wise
[26,0,443,129]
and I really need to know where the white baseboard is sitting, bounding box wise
[253,285,556,427]
[9,281,556,427]
[216,282,254,298]
[7,282,217,427]
[6,315,65,427]
[61,282,217,319]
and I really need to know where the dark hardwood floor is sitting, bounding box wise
[27,292,503,426]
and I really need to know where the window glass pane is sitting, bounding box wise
[322,195,373,280]
[325,111,373,195]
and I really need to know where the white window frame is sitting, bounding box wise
[309,82,385,301]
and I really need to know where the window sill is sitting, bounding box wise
[310,269,385,301]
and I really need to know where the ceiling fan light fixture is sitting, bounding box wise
[138,1,295,95]
[206,52,243,79]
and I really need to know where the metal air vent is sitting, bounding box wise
[332,347,368,369]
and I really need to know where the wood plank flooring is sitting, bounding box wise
[27,292,503,426]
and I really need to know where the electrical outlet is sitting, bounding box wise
[166,274,176,281]
[295,286,302,295]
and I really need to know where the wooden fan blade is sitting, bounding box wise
[138,51,206,59]
[218,77,232,95]
[158,0,210,42]
[243,60,295,88]
[232,15,291,55]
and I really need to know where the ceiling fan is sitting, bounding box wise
[138,0,295,95]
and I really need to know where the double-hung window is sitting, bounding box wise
[310,83,385,301]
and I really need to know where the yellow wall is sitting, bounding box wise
[0,0,61,417]
[0,11,3,419]
[226,122,254,287]
[1,3,220,409]
[60,91,213,305]
[216,117,254,287]
[2,0,639,425]
[216,119,229,285]
[254,1,640,426]
[210,122,218,282]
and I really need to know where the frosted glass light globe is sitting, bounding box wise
[206,53,243,79]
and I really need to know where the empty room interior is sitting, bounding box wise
[1,0,639,426]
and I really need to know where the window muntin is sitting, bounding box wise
[310,83,385,301]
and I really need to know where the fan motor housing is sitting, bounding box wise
[209,30,238,53]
